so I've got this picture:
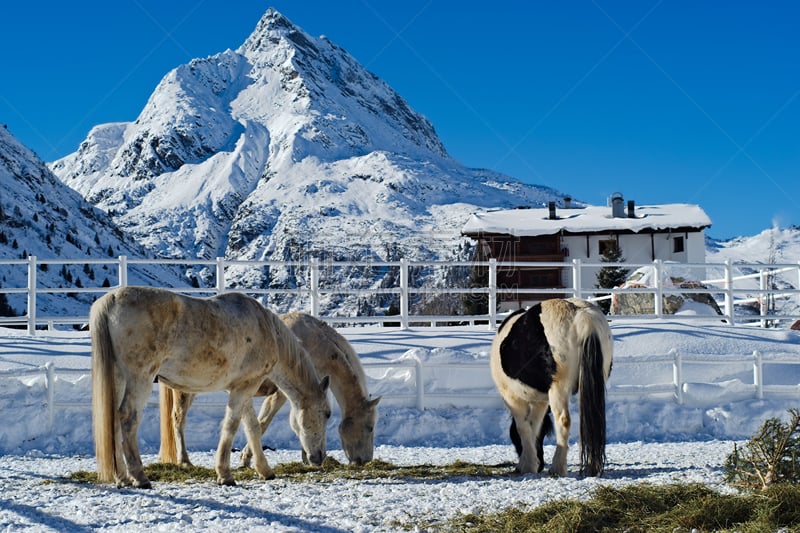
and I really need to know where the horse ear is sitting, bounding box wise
[320,375,330,391]
[367,396,381,408]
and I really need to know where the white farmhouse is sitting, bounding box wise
[461,193,712,308]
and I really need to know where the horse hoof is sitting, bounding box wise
[133,479,152,489]
[218,478,236,487]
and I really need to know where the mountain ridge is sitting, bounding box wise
[0,125,185,316]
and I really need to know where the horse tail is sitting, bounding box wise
[90,293,119,483]
[576,307,610,477]
[158,383,178,464]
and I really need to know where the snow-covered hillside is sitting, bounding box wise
[49,8,564,312]
[0,126,185,316]
[707,226,800,264]
[705,226,800,317]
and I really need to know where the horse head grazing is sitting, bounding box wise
[290,375,331,465]
[490,298,613,477]
[339,396,381,465]
[280,311,379,466]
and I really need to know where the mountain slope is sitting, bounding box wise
[0,125,184,317]
[50,9,564,313]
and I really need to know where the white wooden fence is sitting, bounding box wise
[2,256,799,333]
[2,348,798,434]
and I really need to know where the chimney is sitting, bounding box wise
[548,201,557,220]
[610,192,624,217]
[563,196,572,209]
[627,200,636,218]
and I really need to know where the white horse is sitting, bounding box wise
[160,311,380,466]
[91,286,330,488]
[490,298,613,476]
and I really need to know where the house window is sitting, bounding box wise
[598,239,618,256]
[673,236,685,254]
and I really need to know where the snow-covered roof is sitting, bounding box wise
[462,203,712,237]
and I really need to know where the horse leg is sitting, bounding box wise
[511,401,549,474]
[241,391,287,467]
[536,408,554,473]
[117,378,154,488]
[512,409,552,473]
[241,402,276,480]
[548,387,572,477]
[173,391,196,466]
[158,387,196,466]
[215,392,251,486]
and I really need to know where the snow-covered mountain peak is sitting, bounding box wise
[48,7,567,314]
[234,8,447,162]
[239,8,302,55]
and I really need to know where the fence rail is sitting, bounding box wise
[1,256,800,333]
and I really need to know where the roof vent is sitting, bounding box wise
[548,201,557,219]
[627,200,636,218]
[610,192,624,217]
[563,196,572,209]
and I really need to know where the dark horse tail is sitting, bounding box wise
[579,330,606,476]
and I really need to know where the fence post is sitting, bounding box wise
[488,258,497,330]
[399,258,409,330]
[215,257,226,294]
[753,350,763,399]
[653,259,663,318]
[415,359,425,410]
[672,348,683,405]
[45,362,55,430]
[724,259,734,325]
[27,255,37,335]
[118,255,128,287]
[309,257,320,317]
[759,269,767,328]
[572,258,582,299]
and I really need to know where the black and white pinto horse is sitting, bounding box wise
[490,298,613,477]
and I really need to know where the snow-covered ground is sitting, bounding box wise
[0,442,734,532]
[1,319,799,532]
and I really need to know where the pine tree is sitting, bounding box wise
[463,245,489,317]
[0,284,15,317]
[595,242,629,313]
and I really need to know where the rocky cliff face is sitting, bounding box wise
[0,126,183,317]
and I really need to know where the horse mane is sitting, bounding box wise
[260,307,322,396]
[318,318,369,397]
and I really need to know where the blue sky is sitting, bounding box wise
[1,1,798,240]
